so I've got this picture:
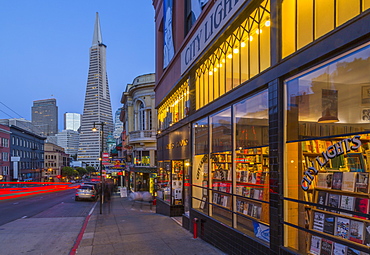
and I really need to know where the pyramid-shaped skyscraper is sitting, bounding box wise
[78,12,114,169]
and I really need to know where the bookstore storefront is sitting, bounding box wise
[284,43,370,254]
[156,125,191,217]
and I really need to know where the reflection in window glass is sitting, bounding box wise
[284,44,370,253]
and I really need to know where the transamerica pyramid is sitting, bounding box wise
[77,12,114,169]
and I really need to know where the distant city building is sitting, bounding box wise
[56,129,80,156]
[113,108,123,139]
[0,124,11,181]
[44,143,69,182]
[78,12,114,169]
[32,98,58,136]
[46,135,58,145]
[64,113,81,132]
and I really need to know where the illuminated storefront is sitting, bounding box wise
[153,0,370,253]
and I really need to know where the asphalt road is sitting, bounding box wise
[0,188,96,255]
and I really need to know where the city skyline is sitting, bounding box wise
[0,1,155,130]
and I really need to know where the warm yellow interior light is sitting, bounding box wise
[227,53,233,59]
[213,67,217,72]
[265,20,270,27]
[209,71,213,75]
[221,58,226,63]
[241,41,246,47]
[249,35,253,41]
[233,48,239,54]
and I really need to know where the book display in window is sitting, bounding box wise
[234,147,269,223]
[305,136,370,254]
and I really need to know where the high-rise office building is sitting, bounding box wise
[56,129,80,156]
[113,107,123,139]
[31,98,58,136]
[77,13,113,169]
[64,113,81,132]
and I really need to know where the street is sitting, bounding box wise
[0,189,95,255]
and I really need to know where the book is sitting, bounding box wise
[332,172,343,190]
[316,191,327,210]
[355,173,369,193]
[309,235,322,255]
[342,172,357,192]
[313,212,325,232]
[335,217,350,239]
[327,193,341,213]
[320,239,333,255]
[349,220,365,244]
[347,153,366,172]
[316,173,333,189]
[354,198,369,219]
[333,242,347,255]
[323,214,335,235]
[339,195,355,216]
[364,222,370,247]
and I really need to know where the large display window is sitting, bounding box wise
[284,43,370,254]
[192,90,270,242]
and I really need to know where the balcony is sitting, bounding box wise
[128,130,156,144]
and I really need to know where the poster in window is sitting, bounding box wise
[362,85,370,105]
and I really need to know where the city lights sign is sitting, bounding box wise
[181,0,247,74]
[301,135,361,191]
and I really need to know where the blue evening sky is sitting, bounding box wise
[0,0,155,130]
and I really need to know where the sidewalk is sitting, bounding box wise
[75,194,226,255]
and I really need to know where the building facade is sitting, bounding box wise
[44,143,69,182]
[56,129,80,157]
[0,124,11,181]
[113,108,123,139]
[9,125,45,181]
[120,73,157,193]
[78,12,114,169]
[32,98,58,136]
[64,112,81,132]
[153,0,370,254]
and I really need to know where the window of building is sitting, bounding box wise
[284,43,370,253]
[195,0,270,110]
[192,90,270,241]
[134,151,150,166]
[158,80,190,130]
[282,0,370,58]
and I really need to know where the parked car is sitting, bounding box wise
[75,185,98,201]
[83,182,101,193]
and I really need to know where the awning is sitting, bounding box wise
[129,166,157,173]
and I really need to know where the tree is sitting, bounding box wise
[62,166,78,178]
[76,167,87,176]
[86,166,96,173]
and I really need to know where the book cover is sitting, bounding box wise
[320,239,333,255]
[333,242,347,255]
[317,191,327,210]
[243,186,251,197]
[355,173,369,193]
[317,173,333,189]
[339,195,355,216]
[349,220,365,244]
[313,212,325,232]
[323,214,335,235]
[364,222,370,247]
[335,217,350,239]
[342,172,357,192]
[243,202,248,215]
[354,198,369,220]
[309,235,321,255]
[332,172,343,190]
[327,193,341,213]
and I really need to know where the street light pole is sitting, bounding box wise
[92,122,106,214]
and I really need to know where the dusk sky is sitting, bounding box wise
[0,0,155,130]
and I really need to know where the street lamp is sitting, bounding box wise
[92,121,106,214]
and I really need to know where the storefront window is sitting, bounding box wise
[193,117,209,215]
[210,107,232,227]
[234,91,270,237]
[284,43,370,253]
[172,160,184,205]
[157,161,171,204]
